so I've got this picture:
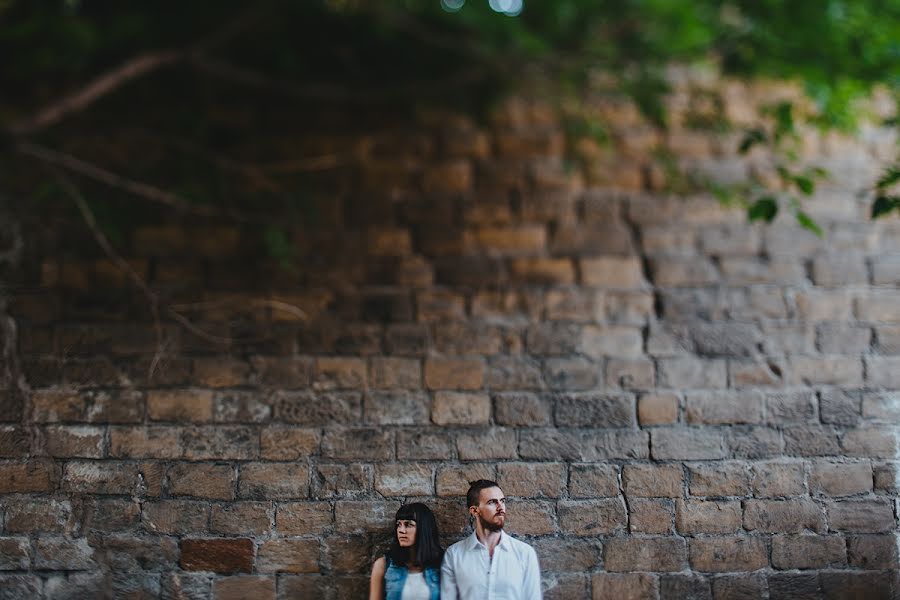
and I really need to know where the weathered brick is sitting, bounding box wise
[605,291,654,325]
[314,463,372,498]
[209,502,275,536]
[317,427,390,461]
[63,460,162,496]
[874,324,900,353]
[795,289,853,321]
[494,393,551,426]
[213,575,276,600]
[579,325,643,359]
[368,357,421,389]
[260,427,319,460]
[771,534,846,569]
[689,536,767,572]
[142,500,209,535]
[809,461,872,497]
[710,573,767,600]
[192,357,250,388]
[580,257,645,288]
[650,256,718,287]
[250,356,313,388]
[676,500,742,534]
[239,463,308,499]
[766,391,816,424]
[651,428,727,460]
[726,426,783,459]
[629,498,674,534]
[486,356,545,390]
[182,426,258,460]
[168,462,235,499]
[604,537,687,572]
[81,497,140,533]
[0,537,29,570]
[559,499,627,535]
[841,426,897,458]
[519,429,649,461]
[432,392,490,426]
[591,573,659,600]
[789,356,863,385]
[496,462,565,498]
[30,389,86,422]
[371,462,432,497]
[42,425,104,458]
[109,426,183,459]
[555,393,635,428]
[364,391,429,426]
[847,534,900,569]
[417,290,466,322]
[276,502,332,536]
[816,324,872,354]
[504,499,557,535]
[543,357,600,390]
[0,574,41,598]
[743,499,825,533]
[334,501,401,534]
[862,392,900,421]
[180,538,253,573]
[147,389,213,423]
[313,357,366,390]
[686,391,764,425]
[568,463,619,498]
[637,392,679,425]
[322,534,373,574]
[812,252,867,285]
[688,462,751,497]
[819,571,896,600]
[624,463,683,497]
[767,572,822,599]
[457,428,517,460]
[256,539,319,573]
[865,355,900,387]
[424,358,485,390]
[2,496,73,533]
[470,225,547,255]
[510,257,575,284]
[436,463,496,497]
[526,322,581,355]
[213,391,271,424]
[784,425,840,457]
[397,429,455,460]
[658,358,727,389]
[856,289,900,322]
[751,461,807,497]
[605,359,654,390]
[33,536,96,570]
[543,288,601,322]
[827,499,895,532]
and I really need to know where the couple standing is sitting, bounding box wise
[369,479,542,599]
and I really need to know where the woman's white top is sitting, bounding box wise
[401,571,431,600]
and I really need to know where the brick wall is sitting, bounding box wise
[2,79,899,599]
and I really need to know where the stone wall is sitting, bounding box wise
[2,80,899,599]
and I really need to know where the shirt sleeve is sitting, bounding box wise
[522,546,543,600]
[440,548,458,600]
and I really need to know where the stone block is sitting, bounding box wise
[192,357,250,388]
[334,501,402,534]
[771,534,846,569]
[569,464,619,498]
[504,499,557,535]
[637,392,680,426]
[260,427,319,461]
[425,358,485,390]
[559,499,627,535]
[789,356,863,386]
[276,502,332,536]
[544,357,600,391]
[688,462,751,497]
[486,357,545,390]
[874,325,900,353]
[841,426,897,458]
[726,426,783,459]
[606,359,655,389]
[591,573,659,600]
[32,536,96,570]
[847,534,900,569]
[364,391,429,426]
[210,502,272,535]
[432,392,490,426]
[623,463,683,497]
[142,500,209,535]
[650,256,719,287]
[182,426,258,460]
[604,291,654,325]
[688,536,768,572]
[651,428,727,460]
[372,463,433,497]
[555,393,635,428]
[827,499,895,532]
[676,500,742,534]
[658,358,727,389]
[685,391,764,425]
[519,429,649,461]
[168,462,235,500]
[856,290,900,322]
[579,325,643,359]
[256,539,319,574]
[767,572,822,600]
[273,391,362,425]
[321,428,393,460]
[2,497,73,534]
[457,428,518,460]
[783,425,840,457]
[819,571,897,600]
[865,355,900,387]
[509,258,575,284]
[580,257,645,288]
[710,573,767,600]
[63,460,162,496]
[416,290,466,322]
[766,391,817,424]
[397,429,456,460]
[368,357,421,389]
[43,425,104,458]
[795,289,853,321]
[751,461,806,497]
[436,463,496,497]
[812,253,868,285]
[0,537,29,570]
[109,426,183,459]
[816,324,872,354]
[809,461,872,496]
[313,463,372,498]
[147,390,213,423]
[743,499,825,533]
[239,463,308,499]
[603,537,687,572]
[629,498,674,534]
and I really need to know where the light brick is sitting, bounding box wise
[604,537,687,572]
[147,390,213,423]
[629,498,674,534]
[555,393,635,428]
[751,461,806,497]
[623,464,683,497]
[651,428,727,460]
[256,539,319,573]
[688,462,751,497]
[276,502,332,536]
[689,536,767,572]
[685,391,764,424]
[494,393,551,426]
[809,461,872,497]
[743,499,825,533]
[580,257,645,288]
[374,463,434,496]
[580,325,643,359]
[334,501,402,534]
[213,575,276,600]
[313,357,367,390]
[456,428,517,460]
[569,464,619,498]
[591,573,659,600]
[827,499,895,532]
[676,499,742,534]
[364,391,429,425]
[658,358,727,389]
[168,463,235,500]
[606,359,654,389]
[637,392,679,425]
[432,392,490,426]
[510,258,575,284]
[424,358,485,390]
[368,357,421,389]
[771,535,846,569]
[239,463,308,499]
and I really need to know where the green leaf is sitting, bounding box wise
[876,166,900,191]
[795,210,823,237]
[872,195,900,218]
[738,128,766,154]
[794,175,814,196]
[747,197,778,222]
[772,101,795,141]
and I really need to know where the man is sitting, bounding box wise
[441,479,542,599]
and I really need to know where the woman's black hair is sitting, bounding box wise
[386,503,443,568]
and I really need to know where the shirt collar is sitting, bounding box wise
[468,530,510,552]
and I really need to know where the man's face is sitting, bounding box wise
[470,486,506,532]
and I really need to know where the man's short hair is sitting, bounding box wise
[467,479,501,509]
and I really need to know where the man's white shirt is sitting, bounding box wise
[440,531,542,600]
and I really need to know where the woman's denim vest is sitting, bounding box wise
[383,557,441,600]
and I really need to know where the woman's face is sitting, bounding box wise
[396,519,417,548]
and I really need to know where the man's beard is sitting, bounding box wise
[479,513,504,532]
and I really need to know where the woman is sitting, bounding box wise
[369,502,443,600]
